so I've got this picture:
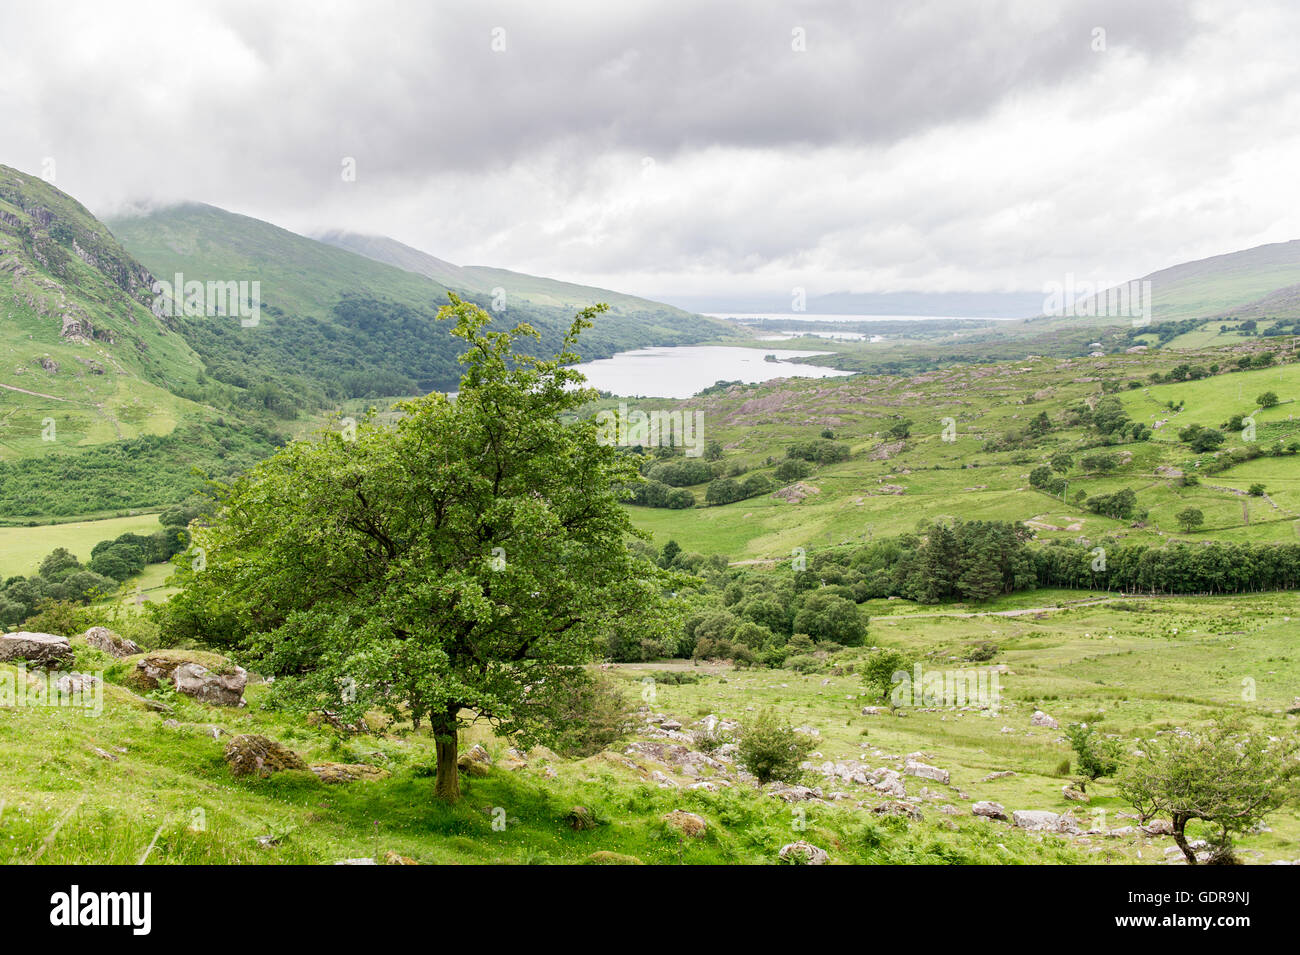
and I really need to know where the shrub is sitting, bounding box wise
[736,709,813,784]
[544,676,637,758]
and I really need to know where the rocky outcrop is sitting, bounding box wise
[310,762,391,784]
[457,743,493,776]
[0,631,73,667]
[972,801,1008,820]
[904,759,950,785]
[662,810,708,838]
[778,841,829,865]
[171,662,247,706]
[81,626,141,658]
[1030,710,1059,728]
[223,735,308,778]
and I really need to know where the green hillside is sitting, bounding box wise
[110,205,729,403]
[0,165,209,457]
[319,228,723,319]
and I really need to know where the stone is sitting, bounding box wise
[0,631,73,667]
[457,743,493,776]
[1030,710,1059,728]
[778,841,829,865]
[334,858,378,865]
[904,760,950,785]
[1062,785,1090,802]
[80,626,141,658]
[566,806,600,831]
[55,672,100,695]
[860,706,887,715]
[982,770,1016,781]
[972,801,1008,820]
[310,762,391,784]
[872,800,922,820]
[172,662,247,706]
[662,810,708,837]
[1140,818,1174,836]
[383,850,418,865]
[1012,810,1061,831]
[223,734,309,778]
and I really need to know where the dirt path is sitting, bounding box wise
[878,596,1117,620]
[0,382,65,401]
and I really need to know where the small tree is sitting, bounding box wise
[1050,452,1073,474]
[737,709,813,784]
[1064,722,1120,792]
[1176,507,1204,533]
[1118,714,1299,864]
[861,648,912,703]
[1248,483,1266,497]
[1257,391,1279,409]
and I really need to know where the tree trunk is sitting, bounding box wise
[1172,812,1196,864]
[433,707,461,802]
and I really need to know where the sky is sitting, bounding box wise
[3,0,1300,306]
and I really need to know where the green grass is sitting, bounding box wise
[0,514,162,578]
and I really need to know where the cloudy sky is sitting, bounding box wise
[3,0,1300,306]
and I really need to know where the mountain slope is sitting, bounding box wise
[0,164,209,460]
[1031,239,1300,330]
[110,206,728,401]
[316,229,722,320]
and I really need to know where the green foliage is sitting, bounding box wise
[1176,507,1205,532]
[1064,723,1120,790]
[1118,713,1300,863]
[543,675,637,758]
[861,648,913,703]
[736,709,813,784]
[158,296,683,800]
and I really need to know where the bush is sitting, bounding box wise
[861,648,912,703]
[543,676,637,758]
[736,709,813,784]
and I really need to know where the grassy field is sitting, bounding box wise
[621,347,1300,559]
[3,591,1296,865]
[0,513,162,578]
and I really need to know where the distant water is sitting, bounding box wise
[573,345,850,399]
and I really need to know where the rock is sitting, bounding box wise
[499,748,527,771]
[1013,810,1061,831]
[659,719,683,731]
[55,672,100,695]
[860,706,886,716]
[223,734,308,778]
[91,747,118,761]
[333,858,378,865]
[81,626,141,658]
[1030,710,1059,728]
[172,662,247,706]
[383,851,418,865]
[457,743,493,776]
[1062,785,1090,802]
[872,800,922,820]
[310,762,392,784]
[778,841,829,865]
[663,810,708,838]
[981,770,1016,781]
[904,760,950,785]
[586,851,644,865]
[1140,819,1174,836]
[0,631,73,667]
[566,806,600,831]
[972,801,1008,820]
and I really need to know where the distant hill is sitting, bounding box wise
[316,229,718,317]
[653,290,1044,318]
[110,205,728,401]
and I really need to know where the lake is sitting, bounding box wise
[573,345,851,399]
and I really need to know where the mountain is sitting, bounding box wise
[1029,239,1300,331]
[0,164,206,456]
[0,165,283,518]
[109,205,728,404]
[316,229,719,318]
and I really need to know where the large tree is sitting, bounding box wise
[162,296,679,800]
